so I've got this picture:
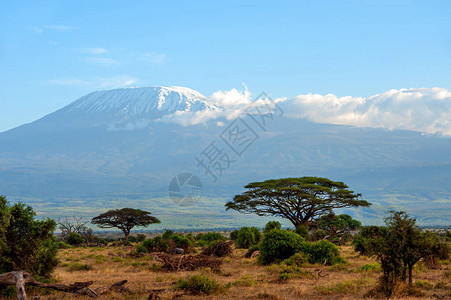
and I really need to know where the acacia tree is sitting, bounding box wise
[225,177,370,227]
[91,208,160,243]
[353,211,449,296]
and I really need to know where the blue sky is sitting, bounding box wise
[1,0,450,132]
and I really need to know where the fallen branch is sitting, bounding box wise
[0,271,98,299]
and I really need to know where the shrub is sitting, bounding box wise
[358,263,381,272]
[230,275,257,287]
[171,234,193,252]
[68,262,92,271]
[310,228,327,241]
[245,244,260,258]
[66,232,85,245]
[135,233,146,242]
[196,232,226,246]
[303,240,345,265]
[202,241,232,257]
[136,244,147,253]
[0,197,59,278]
[352,226,386,255]
[295,225,310,240]
[263,221,281,233]
[282,252,310,267]
[141,238,156,252]
[57,241,72,249]
[201,232,226,242]
[236,227,262,249]
[258,229,305,265]
[230,230,239,241]
[162,230,174,239]
[176,274,220,295]
[154,236,171,252]
[414,280,433,290]
[129,233,146,243]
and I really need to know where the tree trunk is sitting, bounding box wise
[408,265,413,285]
[14,271,27,300]
[124,230,130,243]
[0,271,28,300]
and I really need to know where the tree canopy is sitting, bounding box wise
[91,208,160,243]
[0,195,58,278]
[225,177,370,227]
[353,211,449,295]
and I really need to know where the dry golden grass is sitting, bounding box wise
[18,245,451,300]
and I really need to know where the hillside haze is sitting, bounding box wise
[0,86,450,228]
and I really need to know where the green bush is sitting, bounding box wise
[68,262,92,271]
[135,233,146,242]
[196,232,226,246]
[162,230,174,239]
[66,232,85,245]
[202,241,232,257]
[171,234,193,251]
[258,229,305,265]
[282,252,310,267]
[263,221,281,233]
[141,238,156,252]
[230,230,239,241]
[295,225,310,240]
[0,196,59,278]
[245,244,260,258]
[236,227,262,249]
[358,262,381,272]
[129,234,146,243]
[414,280,433,290]
[140,236,172,253]
[310,228,327,241]
[176,274,220,295]
[154,236,171,252]
[57,241,72,249]
[303,240,345,265]
[135,244,147,253]
[352,226,386,255]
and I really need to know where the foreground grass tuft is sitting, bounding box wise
[176,274,221,295]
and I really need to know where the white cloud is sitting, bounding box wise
[29,26,43,34]
[96,76,137,89]
[81,47,108,55]
[43,25,75,32]
[29,25,75,34]
[160,86,451,135]
[82,57,119,67]
[281,87,451,135]
[160,86,253,126]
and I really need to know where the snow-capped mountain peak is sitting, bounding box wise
[64,86,217,116]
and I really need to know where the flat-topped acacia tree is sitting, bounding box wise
[225,177,371,228]
[91,208,160,243]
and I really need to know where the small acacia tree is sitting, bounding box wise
[225,177,370,227]
[91,208,160,243]
[353,211,448,296]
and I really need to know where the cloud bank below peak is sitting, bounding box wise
[283,87,451,136]
[161,87,451,135]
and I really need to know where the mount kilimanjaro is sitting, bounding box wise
[0,86,449,228]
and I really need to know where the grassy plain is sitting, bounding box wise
[16,244,451,299]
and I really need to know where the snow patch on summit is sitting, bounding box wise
[64,86,217,116]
